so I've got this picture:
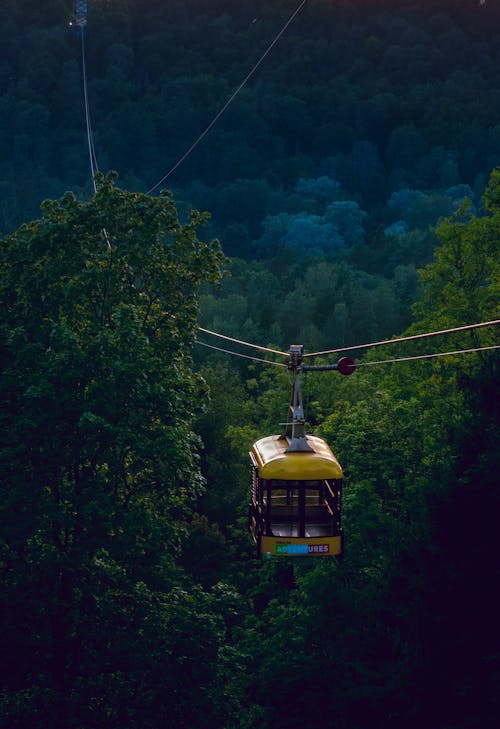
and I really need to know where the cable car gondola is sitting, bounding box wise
[248,345,355,559]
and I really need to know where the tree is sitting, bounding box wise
[415,168,500,332]
[0,175,226,726]
[227,169,500,729]
[404,167,500,729]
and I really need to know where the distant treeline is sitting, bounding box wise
[1,0,499,258]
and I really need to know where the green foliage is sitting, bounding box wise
[416,167,500,331]
[0,175,229,725]
[2,0,500,247]
[200,255,415,355]
[193,169,500,729]
[2,1,500,725]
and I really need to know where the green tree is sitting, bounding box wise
[0,175,227,726]
[227,169,500,729]
[415,168,500,332]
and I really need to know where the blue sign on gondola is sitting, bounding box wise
[275,542,331,555]
[275,544,309,555]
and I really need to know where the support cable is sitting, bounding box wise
[196,340,499,369]
[80,26,98,193]
[356,344,500,368]
[303,319,500,358]
[79,24,112,248]
[197,319,499,362]
[147,0,308,194]
[196,339,288,367]
[198,327,288,357]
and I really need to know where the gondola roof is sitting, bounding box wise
[251,434,343,480]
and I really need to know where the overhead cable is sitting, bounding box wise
[147,0,308,194]
[304,319,500,358]
[79,26,112,248]
[196,339,288,367]
[356,344,500,368]
[197,340,499,371]
[80,26,98,193]
[198,327,288,357]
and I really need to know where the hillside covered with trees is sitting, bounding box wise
[1,1,499,728]
[2,0,500,244]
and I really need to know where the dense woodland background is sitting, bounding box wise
[1,1,499,727]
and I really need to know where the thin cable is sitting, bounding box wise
[357,344,500,368]
[304,319,500,358]
[79,26,112,248]
[147,0,308,194]
[81,26,98,193]
[198,327,288,357]
[196,339,288,367]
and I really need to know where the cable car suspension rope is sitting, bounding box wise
[196,339,499,369]
[303,319,500,358]
[79,21,112,248]
[198,327,289,357]
[196,339,288,367]
[80,25,99,193]
[197,318,499,361]
[356,344,500,367]
[147,0,308,194]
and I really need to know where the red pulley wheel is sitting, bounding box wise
[337,356,356,375]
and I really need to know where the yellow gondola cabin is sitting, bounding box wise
[248,433,343,558]
[247,345,354,559]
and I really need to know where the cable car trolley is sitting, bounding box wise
[69,1,87,29]
[248,345,355,559]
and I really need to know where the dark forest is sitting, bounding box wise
[1,1,499,727]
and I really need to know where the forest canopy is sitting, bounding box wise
[0,1,499,728]
[1,0,499,254]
